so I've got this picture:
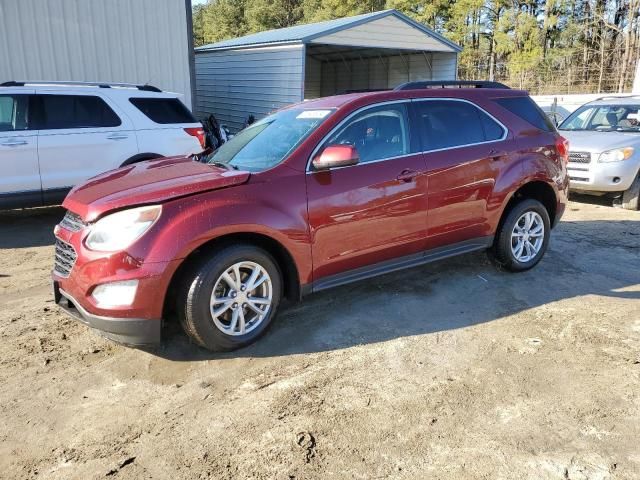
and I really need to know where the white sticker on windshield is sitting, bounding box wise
[297,110,332,119]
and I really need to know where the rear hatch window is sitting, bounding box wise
[129,97,196,124]
[494,96,556,132]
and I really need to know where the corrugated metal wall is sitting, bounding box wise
[195,45,305,132]
[0,0,194,108]
[304,57,322,99]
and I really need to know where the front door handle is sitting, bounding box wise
[107,134,129,141]
[396,169,419,182]
[1,139,28,147]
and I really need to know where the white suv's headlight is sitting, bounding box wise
[599,147,634,163]
[85,205,161,252]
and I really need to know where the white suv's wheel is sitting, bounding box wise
[621,173,640,211]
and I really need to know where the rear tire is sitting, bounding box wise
[621,173,640,211]
[490,199,551,272]
[177,245,282,351]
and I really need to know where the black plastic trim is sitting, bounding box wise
[305,236,494,294]
[42,187,71,206]
[0,190,43,209]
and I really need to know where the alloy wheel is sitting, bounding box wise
[510,211,545,263]
[209,261,273,336]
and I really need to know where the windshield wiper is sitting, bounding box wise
[209,161,238,170]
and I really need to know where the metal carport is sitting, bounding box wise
[194,9,461,132]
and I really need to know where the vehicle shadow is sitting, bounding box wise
[153,217,640,361]
[569,192,617,208]
[0,206,64,249]
[2,205,635,360]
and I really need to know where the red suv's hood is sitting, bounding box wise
[63,156,250,222]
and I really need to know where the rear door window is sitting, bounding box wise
[0,95,30,131]
[495,96,556,132]
[129,97,196,124]
[34,95,121,129]
[412,100,505,151]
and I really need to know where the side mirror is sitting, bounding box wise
[312,145,359,171]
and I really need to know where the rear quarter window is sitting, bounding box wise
[129,97,196,124]
[35,95,121,129]
[494,96,556,132]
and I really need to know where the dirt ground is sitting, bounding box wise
[0,195,638,480]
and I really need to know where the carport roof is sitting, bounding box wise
[195,9,462,53]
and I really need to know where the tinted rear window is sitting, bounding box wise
[495,96,556,132]
[35,95,121,129]
[413,100,505,151]
[129,97,196,124]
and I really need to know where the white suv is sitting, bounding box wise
[0,81,205,209]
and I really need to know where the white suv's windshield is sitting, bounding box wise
[206,108,334,172]
[559,104,640,133]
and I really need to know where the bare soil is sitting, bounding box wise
[0,195,638,480]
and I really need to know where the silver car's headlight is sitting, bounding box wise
[85,205,162,252]
[598,147,634,163]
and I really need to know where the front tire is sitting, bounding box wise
[621,173,640,211]
[178,245,282,351]
[490,199,551,272]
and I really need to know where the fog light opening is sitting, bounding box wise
[613,177,621,184]
[91,280,139,307]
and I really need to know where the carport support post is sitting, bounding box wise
[633,60,640,94]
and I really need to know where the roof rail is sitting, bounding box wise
[394,80,510,91]
[0,81,162,92]
[339,88,391,94]
[593,94,640,101]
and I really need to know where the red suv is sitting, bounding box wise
[53,81,569,351]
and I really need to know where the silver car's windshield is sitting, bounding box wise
[205,108,334,172]
[559,104,640,133]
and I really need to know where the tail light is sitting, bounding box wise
[185,127,206,150]
[555,135,569,163]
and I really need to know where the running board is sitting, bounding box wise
[310,236,494,294]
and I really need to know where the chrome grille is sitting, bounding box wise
[568,151,591,164]
[54,238,77,278]
[59,211,86,232]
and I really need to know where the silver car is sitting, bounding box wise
[559,96,640,210]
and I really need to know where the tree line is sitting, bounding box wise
[192,0,640,94]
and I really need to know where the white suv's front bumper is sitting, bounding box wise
[568,152,640,192]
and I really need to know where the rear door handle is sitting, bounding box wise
[107,134,129,141]
[396,169,419,182]
[1,139,28,147]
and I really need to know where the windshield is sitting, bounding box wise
[206,108,334,171]
[559,104,640,133]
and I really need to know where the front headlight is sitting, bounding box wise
[599,147,634,163]
[85,205,162,252]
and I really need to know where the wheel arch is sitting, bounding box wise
[120,153,163,167]
[500,180,558,231]
[162,231,302,320]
